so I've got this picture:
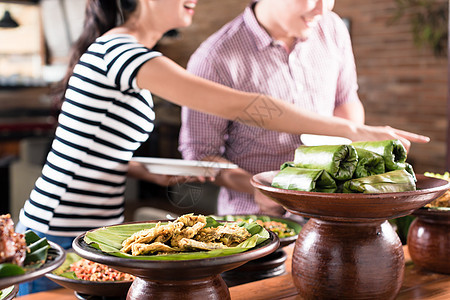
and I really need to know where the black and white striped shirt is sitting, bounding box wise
[20,34,161,236]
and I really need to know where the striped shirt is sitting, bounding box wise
[179,5,360,214]
[20,34,161,236]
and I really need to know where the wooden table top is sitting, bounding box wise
[16,245,450,300]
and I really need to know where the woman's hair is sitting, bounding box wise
[52,0,137,103]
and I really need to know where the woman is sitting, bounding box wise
[17,0,428,294]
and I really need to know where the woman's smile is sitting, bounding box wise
[183,0,197,15]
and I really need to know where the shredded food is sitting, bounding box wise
[69,259,135,282]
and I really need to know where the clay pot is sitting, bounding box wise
[407,208,450,274]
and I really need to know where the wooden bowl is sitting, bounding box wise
[251,172,450,221]
[251,172,450,300]
[407,208,450,274]
[72,223,279,300]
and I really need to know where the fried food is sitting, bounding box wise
[120,214,251,256]
[178,238,228,250]
[131,242,179,255]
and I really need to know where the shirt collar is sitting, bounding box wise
[243,1,303,53]
[243,1,276,51]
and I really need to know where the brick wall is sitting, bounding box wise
[334,0,448,173]
[158,0,448,174]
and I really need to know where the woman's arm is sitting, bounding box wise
[334,101,365,125]
[137,56,429,150]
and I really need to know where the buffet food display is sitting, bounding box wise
[120,214,252,256]
[82,214,270,261]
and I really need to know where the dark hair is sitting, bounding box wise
[52,0,137,103]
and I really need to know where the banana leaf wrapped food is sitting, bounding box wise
[342,169,416,194]
[271,167,337,193]
[351,139,406,171]
[404,162,417,182]
[353,148,385,178]
[293,145,357,181]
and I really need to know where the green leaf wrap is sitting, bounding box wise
[293,145,357,180]
[271,167,337,193]
[342,169,416,193]
[404,162,417,182]
[351,139,407,171]
[354,148,385,178]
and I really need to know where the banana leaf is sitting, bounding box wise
[353,148,385,178]
[342,169,416,193]
[51,252,84,280]
[84,216,269,261]
[351,139,407,171]
[212,215,301,238]
[0,230,50,278]
[293,145,357,180]
[280,162,294,170]
[271,167,337,193]
[0,286,15,300]
[404,162,417,182]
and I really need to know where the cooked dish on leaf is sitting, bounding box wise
[0,214,51,278]
[423,172,450,209]
[121,214,251,255]
[213,215,301,240]
[84,214,270,260]
[52,252,134,282]
[0,214,27,267]
[272,140,417,194]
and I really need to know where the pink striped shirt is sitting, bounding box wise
[179,4,360,214]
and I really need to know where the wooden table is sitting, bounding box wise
[17,245,450,300]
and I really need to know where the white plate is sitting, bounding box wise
[300,134,352,146]
[131,157,238,177]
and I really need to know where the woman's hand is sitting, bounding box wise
[352,125,430,152]
[127,160,214,186]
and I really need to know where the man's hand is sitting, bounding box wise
[254,188,286,216]
[127,160,213,186]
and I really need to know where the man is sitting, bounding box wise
[179,0,364,216]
